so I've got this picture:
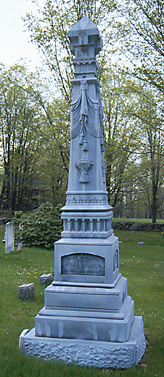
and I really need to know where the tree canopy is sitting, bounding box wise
[0,0,163,223]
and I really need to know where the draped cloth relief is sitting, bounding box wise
[70,80,105,152]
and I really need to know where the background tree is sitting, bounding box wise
[109,0,164,94]
[103,0,164,221]
[101,68,141,209]
[33,97,70,206]
[14,0,163,221]
[130,88,164,223]
[24,0,141,209]
[0,64,43,212]
[24,0,117,100]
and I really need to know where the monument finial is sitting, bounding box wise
[68,15,102,56]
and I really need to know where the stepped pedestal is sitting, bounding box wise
[20,232,145,367]
[19,16,146,368]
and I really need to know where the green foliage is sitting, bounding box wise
[23,0,164,222]
[34,97,70,206]
[0,64,44,212]
[0,63,69,212]
[14,202,62,249]
[0,1,163,221]
[24,0,114,101]
[12,211,24,225]
[102,0,164,94]
[102,68,141,208]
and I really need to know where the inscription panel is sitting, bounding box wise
[61,253,105,276]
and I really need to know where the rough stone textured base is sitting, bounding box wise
[18,283,34,300]
[19,316,146,369]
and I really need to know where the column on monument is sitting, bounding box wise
[61,16,113,240]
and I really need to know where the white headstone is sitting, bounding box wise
[5,222,14,253]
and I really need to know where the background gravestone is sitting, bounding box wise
[39,274,53,286]
[18,283,34,300]
[5,222,14,253]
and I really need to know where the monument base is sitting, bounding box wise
[19,316,146,369]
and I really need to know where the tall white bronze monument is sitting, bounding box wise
[19,16,146,368]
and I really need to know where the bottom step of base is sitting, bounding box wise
[19,316,146,369]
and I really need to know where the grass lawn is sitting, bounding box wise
[0,225,164,377]
[112,218,164,224]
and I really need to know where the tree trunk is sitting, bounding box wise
[151,177,157,224]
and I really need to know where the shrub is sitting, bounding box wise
[12,211,24,224]
[14,202,63,249]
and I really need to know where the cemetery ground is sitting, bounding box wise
[0,225,164,377]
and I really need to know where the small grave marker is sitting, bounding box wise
[39,274,53,286]
[5,222,14,253]
[18,283,34,300]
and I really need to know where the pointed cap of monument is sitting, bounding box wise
[68,16,102,55]
[68,15,100,37]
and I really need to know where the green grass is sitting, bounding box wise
[112,217,164,223]
[0,226,164,377]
